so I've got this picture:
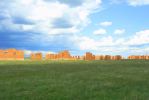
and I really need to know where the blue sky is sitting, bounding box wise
[0,0,149,56]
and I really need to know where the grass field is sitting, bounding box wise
[0,60,149,100]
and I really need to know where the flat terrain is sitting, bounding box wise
[0,60,149,100]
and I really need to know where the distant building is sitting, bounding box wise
[84,52,95,60]
[95,55,105,60]
[104,55,111,60]
[58,50,72,60]
[95,55,122,60]
[46,54,56,60]
[80,56,85,60]
[46,50,73,60]
[112,55,122,60]
[145,56,149,60]
[73,56,80,60]
[128,55,149,60]
[31,53,42,60]
[0,49,24,60]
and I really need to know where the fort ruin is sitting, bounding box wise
[0,49,24,60]
[0,49,149,61]
[31,53,42,60]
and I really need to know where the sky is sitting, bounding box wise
[0,0,149,56]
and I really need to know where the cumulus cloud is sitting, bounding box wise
[110,0,149,6]
[126,29,149,46]
[1,0,148,56]
[114,29,125,35]
[0,0,102,34]
[73,35,117,51]
[127,0,149,6]
[110,0,124,4]
[99,21,112,27]
[93,28,107,35]
[73,29,149,55]
[0,0,102,51]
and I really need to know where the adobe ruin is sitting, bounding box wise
[0,49,24,60]
[46,50,74,60]
[31,53,42,60]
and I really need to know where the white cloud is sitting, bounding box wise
[110,0,124,4]
[125,29,149,45]
[127,0,149,6]
[24,50,32,56]
[0,0,102,51]
[114,29,125,35]
[72,29,149,56]
[1,0,149,56]
[73,35,116,51]
[99,21,112,27]
[93,28,107,35]
[0,0,102,35]
[23,29,149,56]
[110,0,149,6]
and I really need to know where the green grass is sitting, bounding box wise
[0,60,149,100]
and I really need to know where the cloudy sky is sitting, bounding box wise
[0,0,149,56]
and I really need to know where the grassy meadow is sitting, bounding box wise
[0,60,149,100]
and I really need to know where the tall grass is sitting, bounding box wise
[0,60,149,100]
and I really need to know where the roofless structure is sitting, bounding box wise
[0,49,24,60]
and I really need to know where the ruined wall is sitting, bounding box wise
[95,55,105,60]
[58,50,72,60]
[45,54,58,60]
[46,50,73,60]
[112,55,122,60]
[31,53,42,60]
[15,50,24,60]
[104,55,111,60]
[95,55,122,60]
[84,52,95,60]
[0,49,24,60]
[128,55,149,60]
[45,50,124,61]
[145,56,149,60]
[71,56,79,60]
